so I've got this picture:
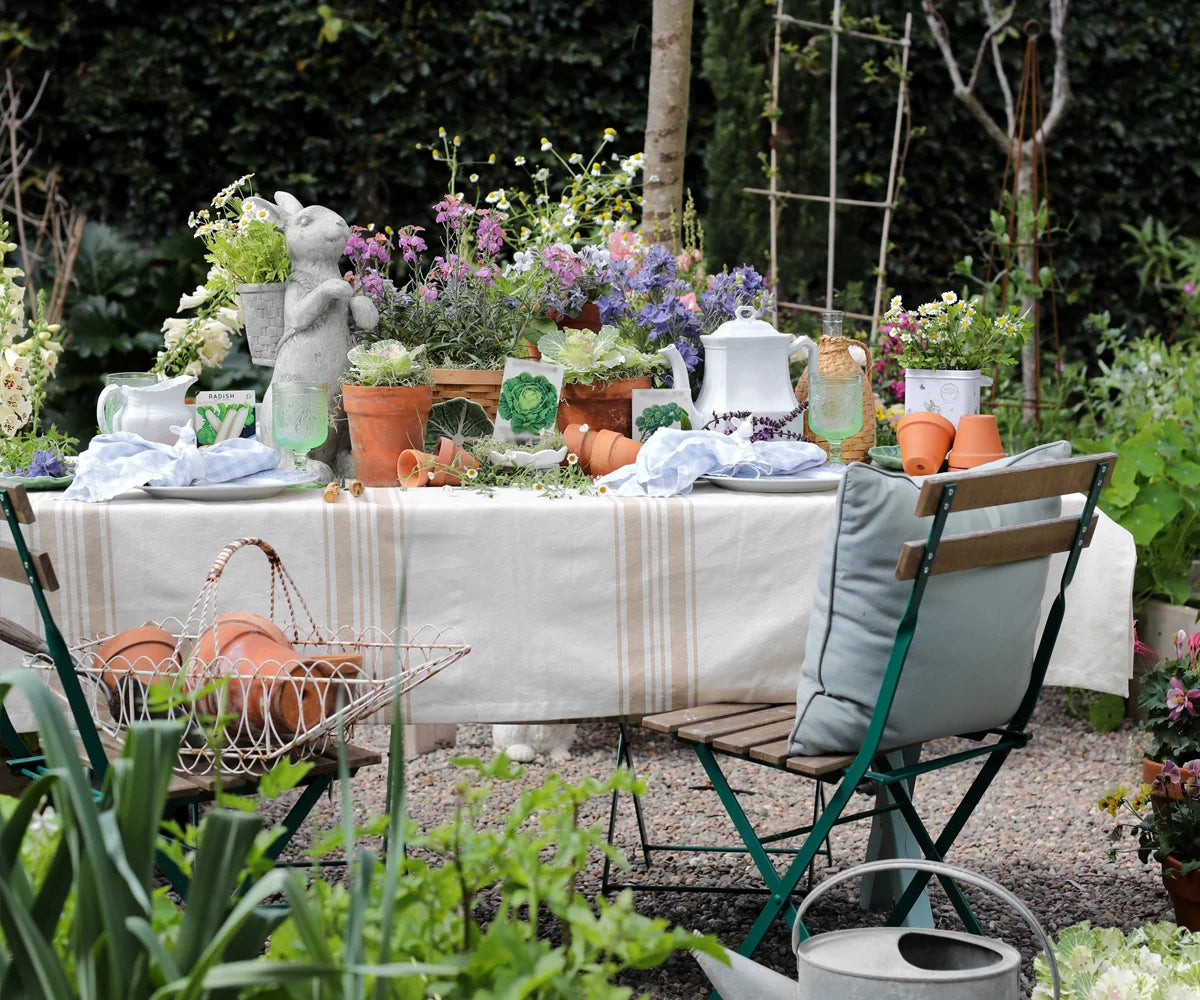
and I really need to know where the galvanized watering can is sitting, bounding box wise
[695,860,1060,1000]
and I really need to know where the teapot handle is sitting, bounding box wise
[96,383,125,434]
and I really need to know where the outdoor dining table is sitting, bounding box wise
[1,481,1136,734]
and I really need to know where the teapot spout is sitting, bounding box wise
[788,334,818,375]
[657,344,701,427]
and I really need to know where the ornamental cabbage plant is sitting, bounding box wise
[536,325,661,385]
[497,371,558,434]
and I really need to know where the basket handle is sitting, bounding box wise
[206,537,284,583]
[791,859,1059,1000]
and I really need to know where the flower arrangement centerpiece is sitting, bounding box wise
[155,175,290,376]
[882,290,1031,372]
[881,290,1031,424]
[598,222,774,395]
[0,218,73,476]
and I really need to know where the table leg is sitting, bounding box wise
[859,746,933,928]
[404,723,456,756]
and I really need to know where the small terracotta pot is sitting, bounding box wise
[562,423,596,469]
[947,414,1005,470]
[97,625,178,691]
[297,652,364,717]
[211,612,291,648]
[896,411,956,477]
[342,383,433,487]
[430,436,480,487]
[548,302,603,333]
[588,429,643,476]
[557,377,652,438]
[1163,856,1200,930]
[397,448,434,487]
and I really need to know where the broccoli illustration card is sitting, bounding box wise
[194,390,257,445]
[632,389,693,443]
[494,358,566,444]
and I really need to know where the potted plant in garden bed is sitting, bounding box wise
[1137,627,1200,778]
[341,339,433,486]
[536,324,662,437]
[881,290,1031,427]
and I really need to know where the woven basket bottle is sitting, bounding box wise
[794,313,876,463]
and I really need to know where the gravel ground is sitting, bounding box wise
[262,689,1168,998]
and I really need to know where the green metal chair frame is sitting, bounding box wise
[0,481,381,898]
[604,452,1116,967]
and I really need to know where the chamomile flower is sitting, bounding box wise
[469,173,479,183]
[567,453,579,465]
[540,137,553,151]
[467,467,478,480]
[514,155,526,166]
[603,127,617,141]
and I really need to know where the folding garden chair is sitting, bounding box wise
[605,447,1115,968]
[0,481,464,897]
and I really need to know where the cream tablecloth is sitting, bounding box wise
[0,485,1135,730]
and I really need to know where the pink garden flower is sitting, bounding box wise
[679,291,699,313]
[1166,675,1200,721]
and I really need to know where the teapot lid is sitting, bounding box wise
[707,305,784,339]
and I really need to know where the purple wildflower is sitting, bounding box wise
[543,244,585,287]
[1156,760,1183,795]
[434,194,467,229]
[1184,759,1200,796]
[636,297,701,343]
[627,244,677,294]
[1186,280,1197,296]
[359,271,386,304]
[476,216,505,257]
[396,226,427,263]
[597,289,628,326]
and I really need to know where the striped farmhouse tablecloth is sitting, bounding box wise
[1,485,1135,730]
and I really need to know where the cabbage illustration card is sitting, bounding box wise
[632,388,692,443]
[494,358,565,443]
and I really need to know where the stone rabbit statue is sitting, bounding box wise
[247,191,378,480]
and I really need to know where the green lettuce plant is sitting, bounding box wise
[1034,922,1200,999]
[344,340,432,388]
[536,325,661,385]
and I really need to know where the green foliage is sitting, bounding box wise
[256,755,720,998]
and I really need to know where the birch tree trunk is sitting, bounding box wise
[641,0,693,250]
[923,0,1072,421]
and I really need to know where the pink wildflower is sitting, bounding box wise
[1185,281,1197,296]
[679,291,699,313]
[1166,675,1200,721]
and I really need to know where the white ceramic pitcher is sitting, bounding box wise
[95,374,197,445]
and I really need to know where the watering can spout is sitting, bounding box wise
[657,343,701,428]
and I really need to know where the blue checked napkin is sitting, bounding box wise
[596,422,831,497]
[63,423,282,502]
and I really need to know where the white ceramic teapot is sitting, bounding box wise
[658,306,816,431]
[95,374,197,445]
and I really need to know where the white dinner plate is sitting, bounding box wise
[700,471,842,493]
[139,470,318,501]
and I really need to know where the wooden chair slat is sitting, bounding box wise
[676,705,795,744]
[912,452,1116,516]
[748,738,795,766]
[786,750,857,777]
[0,482,34,523]
[0,543,59,592]
[642,703,771,734]
[894,513,1098,580]
[712,718,795,754]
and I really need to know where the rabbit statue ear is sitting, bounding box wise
[243,196,284,228]
[272,191,304,218]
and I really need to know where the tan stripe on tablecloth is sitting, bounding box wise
[666,498,693,709]
[612,501,627,714]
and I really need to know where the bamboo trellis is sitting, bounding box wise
[746,0,912,331]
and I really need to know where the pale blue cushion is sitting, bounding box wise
[787,441,1071,756]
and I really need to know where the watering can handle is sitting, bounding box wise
[791,859,1060,1000]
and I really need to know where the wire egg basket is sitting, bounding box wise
[28,537,469,776]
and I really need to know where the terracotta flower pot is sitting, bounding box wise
[97,625,178,691]
[342,383,433,487]
[1163,856,1200,930]
[431,436,480,487]
[588,428,643,476]
[1143,756,1187,802]
[557,377,652,438]
[896,411,956,477]
[397,448,434,487]
[947,414,1005,470]
[562,423,596,469]
[549,302,603,333]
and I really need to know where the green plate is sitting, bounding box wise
[868,445,904,471]
[0,473,74,491]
